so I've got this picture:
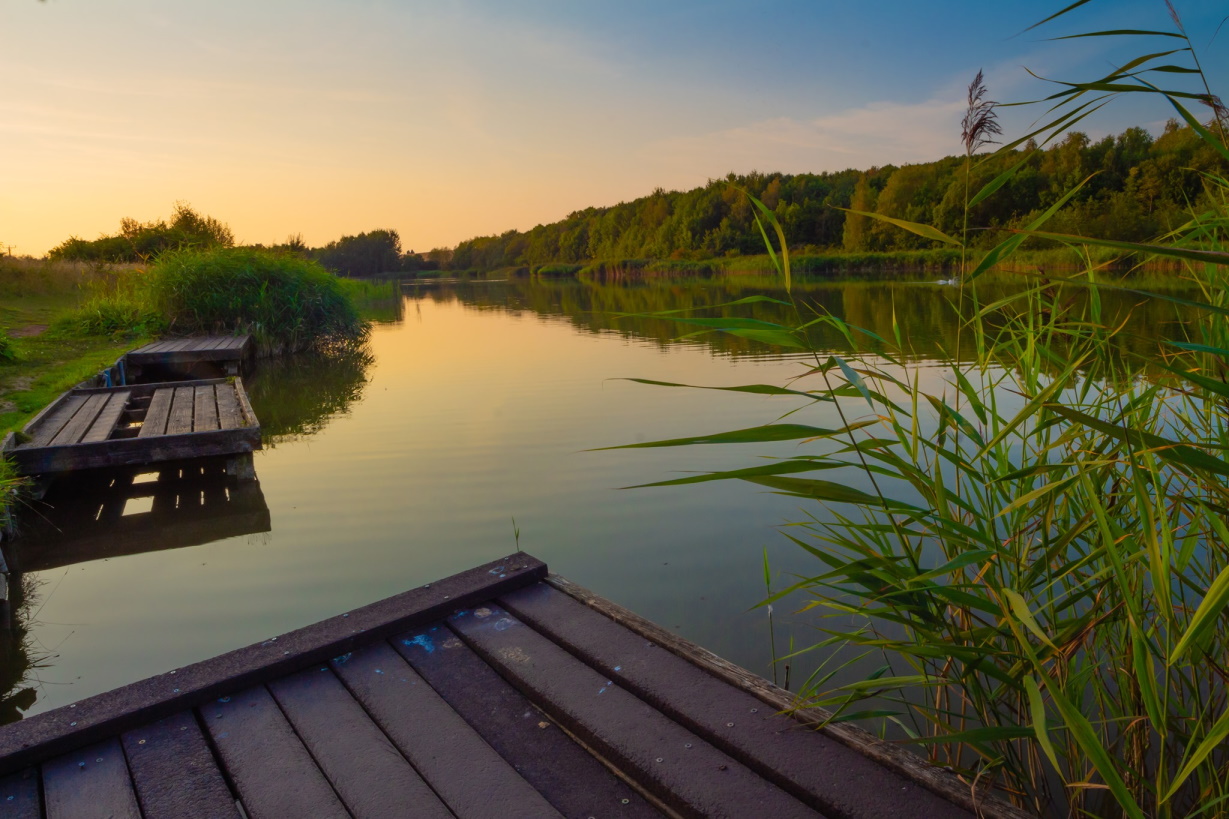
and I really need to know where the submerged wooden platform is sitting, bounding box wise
[125,336,253,378]
[0,555,1027,819]
[0,379,260,476]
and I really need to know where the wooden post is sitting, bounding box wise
[225,453,256,481]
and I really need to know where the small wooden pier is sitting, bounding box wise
[1,379,260,477]
[0,555,1028,819]
[124,335,253,380]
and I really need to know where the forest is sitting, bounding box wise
[449,119,1225,271]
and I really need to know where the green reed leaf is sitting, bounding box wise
[742,475,921,511]
[619,378,826,399]
[1048,404,1229,477]
[835,209,961,246]
[625,458,845,489]
[1161,706,1229,804]
[596,422,872,450]
[1024,675,1062,773]
[1169,561,1229,664]
[1020,230,1229,266]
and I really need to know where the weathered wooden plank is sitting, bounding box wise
[201,686,348,819]
[24,394,88,447]
[0,555,546,777]
[451,607,820,819]
[193,385,219,432]
[233,379,257,428]
[543,574,1029,819]
[42,738,140,819]
[0,768,39,818]
[503,582,972,819]
[121,710,239,819]
[138,389,175,439]
[165,387,195,436]
[81,391,131,444]
[215,385,243,430]
[7,427,262,474]
[396,623,663,818]
[332,640,562,819]
[50,393,110,446]
[269,667,453,819]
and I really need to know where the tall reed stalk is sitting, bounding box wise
[615,5,1229,815]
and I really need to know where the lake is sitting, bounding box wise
[1,274,1194,722]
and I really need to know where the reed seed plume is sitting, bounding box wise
[961,69,1001,157]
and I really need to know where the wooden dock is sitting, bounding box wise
[0,555,1028,819]
[125,336,253,380]
[0,379,260,477]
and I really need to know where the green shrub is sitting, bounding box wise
[0,331,15,363]
[146,247,368,354]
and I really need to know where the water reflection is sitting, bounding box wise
[244,347,374,445]
[414,275,1196,367]
[0,576,39,724]
[7,459,270,573]
[2,458,271,721]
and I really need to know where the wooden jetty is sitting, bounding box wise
[0,459,269,574]
[0,555,1029,819]
[0,379,260,477]
[124,335,253,380]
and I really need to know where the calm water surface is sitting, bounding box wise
[1,276,1193,721]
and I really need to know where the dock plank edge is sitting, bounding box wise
[543,573,1031,819]
[0,555,546,776]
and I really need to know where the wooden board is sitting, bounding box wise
[543,574,1030,819]
[41,738,141,819]
[138,389,174,438]
[127,336,251,365]
[395,621,663,818]
[0,769,39,819]
[165,387,195,436]
[48,393,108,447]
[215,384,243,430]
[193,385,219,432]
[26,394,88,448]
[201,686,349,819]
[269,667,453,819]
[450,607,820,819]
[503,582,972,819]
[331,640,563,819]
[121,711,239,819]
[80,391,131,444]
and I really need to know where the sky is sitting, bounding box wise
[2,0,1226,256]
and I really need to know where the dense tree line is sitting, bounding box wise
[48,203,235,263]
[48,210,441,277]
[450,120,1225,271]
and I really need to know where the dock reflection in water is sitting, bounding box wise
[6,458,271,574]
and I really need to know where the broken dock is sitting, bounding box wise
[1,379,260,477]
[0,555,1028,819]
[124,335,253,380]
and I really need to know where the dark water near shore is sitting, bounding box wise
[1,275,1198,722]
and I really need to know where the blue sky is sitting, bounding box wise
[2,0,1225,255]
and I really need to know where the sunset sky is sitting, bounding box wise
[2,0,1225,256]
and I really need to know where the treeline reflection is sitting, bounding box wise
[410,276,1197,366]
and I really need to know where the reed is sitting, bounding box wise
[615,7,1229,815]
[145,247,368,355]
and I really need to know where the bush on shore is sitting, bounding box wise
[146,248,368,355]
